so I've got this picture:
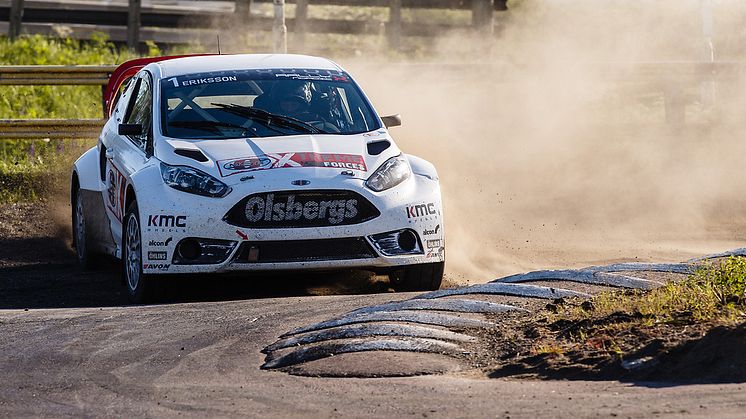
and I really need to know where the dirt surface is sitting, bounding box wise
[466,307,746,384]
[2,203,746,417]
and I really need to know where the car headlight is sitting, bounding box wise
[365,155,411,192]
[160,162,232,198]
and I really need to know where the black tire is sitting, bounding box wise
[392,262,444,292]
[72,185,96,269]
[122,200,158,304]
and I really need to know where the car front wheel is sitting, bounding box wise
[392,262,444,292]
[72,186,95,269]
[123,201,157,303]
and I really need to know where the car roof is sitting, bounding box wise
[155,54,344,78]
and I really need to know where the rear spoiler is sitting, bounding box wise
[103,54,219,118]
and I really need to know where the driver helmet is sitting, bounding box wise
[272,80,312,116]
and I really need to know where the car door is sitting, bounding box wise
[101,71,155,255]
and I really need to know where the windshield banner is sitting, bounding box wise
[165,69,350,89]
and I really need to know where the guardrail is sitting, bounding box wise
[1,0,508,51]
[0,119,104,139]
[0,65,112,140]
[0,65,116,85]
[0,61,741,140]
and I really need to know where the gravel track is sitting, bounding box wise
[2,203,746,417]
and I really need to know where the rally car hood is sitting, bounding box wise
[155,131,399,185]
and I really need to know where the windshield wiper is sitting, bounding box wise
[169,120,249,134]
[211,102,327,135]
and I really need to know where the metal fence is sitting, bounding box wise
[0,118,103,139]
[0,61,741,141]
[1,0,508,51]
[0,65,109,141]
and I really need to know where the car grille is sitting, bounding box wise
[224,190,380,228]
[232,238,377,263]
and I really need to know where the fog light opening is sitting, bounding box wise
[369,229,423,256]
[178,239,201,260]
[397,230,418,252]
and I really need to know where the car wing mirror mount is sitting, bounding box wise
[118,123,143,136]
[381,114,402,128]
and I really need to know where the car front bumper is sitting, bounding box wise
[136,169,445,275]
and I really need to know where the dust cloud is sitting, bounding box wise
[57,1,746,285]
[339,0,746,283]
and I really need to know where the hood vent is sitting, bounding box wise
[367,140,390,156]
[174,148,208,162]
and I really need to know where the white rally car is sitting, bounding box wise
[71,54,445,302]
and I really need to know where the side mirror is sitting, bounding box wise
[381,114,402,128]
[118,123,143,136]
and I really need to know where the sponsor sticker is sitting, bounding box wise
[245,193,358,225]
[423,225,441,236]
[426,239,442,249]
[217,152,367,177]
[148,215,186,228]
[169,75,238,88]
[406,202,438,222]
[165,69,350,88]
[148,237,173,247]
[147,251,168,261]
[426,249,444,259]
[105,163,127,222]
[143,263,170,271]
[275,73,345,82]
[146,215,187,233]
[236,229,249,240]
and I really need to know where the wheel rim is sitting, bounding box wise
[75,193,86,261]
[125,213,142,292]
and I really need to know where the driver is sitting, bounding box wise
[271,80,313,119]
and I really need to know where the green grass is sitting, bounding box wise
[0,35,146,203]
[0,34,142,121]
[524,257,746,359]
[561,257,746,325]
[537,257,746,360]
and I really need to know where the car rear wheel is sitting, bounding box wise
[123,201,157,304]
[73,186,95,269]
[392,262,444,292]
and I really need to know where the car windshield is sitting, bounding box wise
[160,69,381,139]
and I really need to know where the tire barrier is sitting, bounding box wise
[495,270,664,290]
[262,337,465,370]
[346,298,526,316]
[262,249,740,374]
[413,283,591,300]
[688,248,746,263]
[263,323,475,353]
[584,262,695,274]
[282,311,497,337]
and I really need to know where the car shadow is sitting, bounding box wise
[0,235,393,310]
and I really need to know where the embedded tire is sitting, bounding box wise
[394,262,444,292]
[123,201,158,304]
